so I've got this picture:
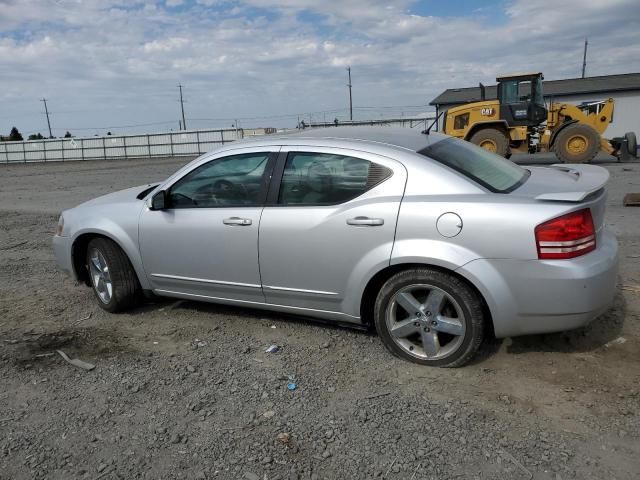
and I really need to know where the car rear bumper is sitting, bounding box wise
[52,235,74,277]
[458,229,619,338]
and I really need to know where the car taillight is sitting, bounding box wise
[535,208,596,260]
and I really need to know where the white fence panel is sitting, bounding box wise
[1,119,431,164]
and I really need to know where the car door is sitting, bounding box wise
[139,147,277,303]
[258,146,407,319]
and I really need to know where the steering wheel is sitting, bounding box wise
[213,179,235,192]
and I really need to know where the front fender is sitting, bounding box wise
[71,219,151,290]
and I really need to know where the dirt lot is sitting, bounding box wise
[1,155,639,480]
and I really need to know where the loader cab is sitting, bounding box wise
[496,73,548,127]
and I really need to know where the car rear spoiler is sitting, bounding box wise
[534,164,609,202]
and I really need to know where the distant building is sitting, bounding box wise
[430,72,640,137]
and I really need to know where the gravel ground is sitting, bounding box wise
[1,155,639,480]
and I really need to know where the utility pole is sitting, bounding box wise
[581,38,588,78]
[41,98,53,138]
[347,66,353,121]
[178,83,187,130]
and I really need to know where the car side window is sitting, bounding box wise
[278,152,392,206]
[169,152,270,208]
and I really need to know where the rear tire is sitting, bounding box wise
[553,123,600,163]
[469,128,510,157]
[374,268,484,367]
[86,238,141,313]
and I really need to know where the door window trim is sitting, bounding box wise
[166,151,278,209]
[266,150,393,207]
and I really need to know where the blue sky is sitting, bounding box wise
[1,0,639,136]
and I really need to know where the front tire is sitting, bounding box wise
[553,123,600,163]
[374,268,484,367]
[86,238,141,313]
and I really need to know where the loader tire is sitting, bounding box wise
[553,123,600,163]
[625,132,637,157]
[469,128,510,157]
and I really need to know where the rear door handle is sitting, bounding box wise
[346,216,384,226]
[223,217,252,226]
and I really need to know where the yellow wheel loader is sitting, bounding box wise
[441,73,637,163]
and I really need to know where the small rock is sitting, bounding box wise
[321,342,330,349]
[186,365,196,373]
[170,433,182,444]
[244,473,260,480]
[262,410,276,419]
[277,432,290,444]
[97,463,107,473]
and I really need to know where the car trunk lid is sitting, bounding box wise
[513,163,609,239]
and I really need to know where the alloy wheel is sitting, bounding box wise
[89,248,113,304]
[385,284,466,360]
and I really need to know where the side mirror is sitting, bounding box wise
[150,190,167,210]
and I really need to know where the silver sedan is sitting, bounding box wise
[53,127,618,367]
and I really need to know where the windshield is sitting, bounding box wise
[418,137,529,193]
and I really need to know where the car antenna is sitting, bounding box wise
[422,111,443,135]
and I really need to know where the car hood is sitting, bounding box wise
[513,164,609,202]
[75,184,159,210]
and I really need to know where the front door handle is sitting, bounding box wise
[223,217,252,226]
[347,216,384,226]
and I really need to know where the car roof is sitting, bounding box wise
[221,126,448,155]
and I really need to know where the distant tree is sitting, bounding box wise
[28,133,45,140]
[8,127,23,141]
[107,131,112,136]
[64,131,72,138]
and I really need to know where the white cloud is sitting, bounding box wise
[1,0,639,136]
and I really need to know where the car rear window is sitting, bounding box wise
[418,137,529,193]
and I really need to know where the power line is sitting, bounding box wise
[46,120,179,131]
[11,102,435,135]
[178,83,187,130]
[40,98,53,138]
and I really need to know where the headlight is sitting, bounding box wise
[55,215,64,236]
